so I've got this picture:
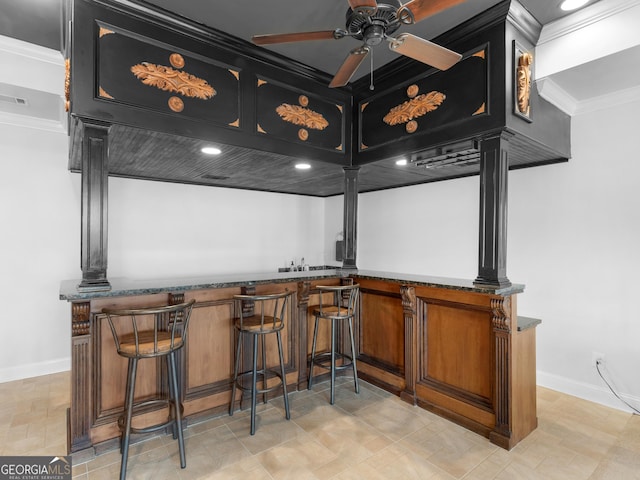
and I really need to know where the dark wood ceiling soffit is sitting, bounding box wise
[66,0,569,198]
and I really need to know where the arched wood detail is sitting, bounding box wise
[72,302,91,336]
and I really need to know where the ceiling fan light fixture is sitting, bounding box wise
[560,0,589,10]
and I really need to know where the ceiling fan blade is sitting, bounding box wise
[329,46,370,88]
[397,0,466,25]
[252,30,338,45]
[348,0,378,15]
[389,33,462,71]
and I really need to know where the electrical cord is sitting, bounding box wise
[595,359,640,415]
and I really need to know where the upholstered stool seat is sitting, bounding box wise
[102,300,195,480]
[229,291,291,435]
[308,284,360,404]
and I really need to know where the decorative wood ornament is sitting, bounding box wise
[98,27,114,38]
[169,53,185,69]
[98,87,113,99]
[65,58,71,112]
[276,104,329,130]
[130,62,216,100]
[71,302,90,336]
[383,90,446,133]
[168,96,184,112]
[276,95,329,142]
[516,52,533,117]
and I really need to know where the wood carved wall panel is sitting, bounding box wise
[96,22,240,127]
[256,78,345,152]
[359,47,487,151]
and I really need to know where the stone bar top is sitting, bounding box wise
[60,268,524,301]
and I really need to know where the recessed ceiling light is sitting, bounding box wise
[395,158,408,166]
[295,163,311,170]
[560,0,589,11]
[201,146,221,155]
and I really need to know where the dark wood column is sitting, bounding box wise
[78,119,111,291]
[400,285,417,405]
[342,166,360,269]
[474,132,512,288]
[69,301,92,453]
[489,295,514,449]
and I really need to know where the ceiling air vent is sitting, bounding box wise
[411,139,480,169]
[200,174,230,181]
[0,94,28,105]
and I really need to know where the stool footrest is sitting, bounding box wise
[310,351,355,371]
[117,398,184,435]
[235,368,286,395]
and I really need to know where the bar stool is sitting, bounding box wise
[102,299,196,480]
[229,291,291,435]
[308,284,360,404]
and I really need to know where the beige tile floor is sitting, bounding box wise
[1,371,639,479]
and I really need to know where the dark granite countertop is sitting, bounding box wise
[60,268,524,301]
[351,270,525,295]
[517,316,542,331]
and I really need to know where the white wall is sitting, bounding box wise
[349,98,640,412]
[510,99,640,412]
[0,123,78,381]
[0,121,327,383]
[108,178,326,277]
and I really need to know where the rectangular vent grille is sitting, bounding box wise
[412,139,480,169]
[0,94,28,105]
[201,174,230,181]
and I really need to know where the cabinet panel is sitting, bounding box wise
[359,291,404,374]
[421,303,493,401]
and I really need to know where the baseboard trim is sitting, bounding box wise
[537,369,640,414]
[0,358,71,384]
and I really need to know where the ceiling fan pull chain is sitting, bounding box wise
[370,47,374,90]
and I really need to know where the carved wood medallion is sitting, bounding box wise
[383,88,446,133]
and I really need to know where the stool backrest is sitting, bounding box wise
[102,300,196,358]
[234,291,289,333]
[316,284,359,318]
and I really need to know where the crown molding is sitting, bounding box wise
[535,77,578,116]
[536,76,640,116]
[0,35,63,65]
[0,109,67,134]
[575,83,640,115]
[538,0,640,45]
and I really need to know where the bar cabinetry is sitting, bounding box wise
[352,273,536,450]
[61,269,537,456]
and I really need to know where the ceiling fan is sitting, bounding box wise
[252,0,466,88]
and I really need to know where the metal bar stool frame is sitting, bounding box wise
[308,284,360,404]
[229,291,291,435]
[102,299,196,480]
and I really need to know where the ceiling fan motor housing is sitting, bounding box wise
[346,3,401,45]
